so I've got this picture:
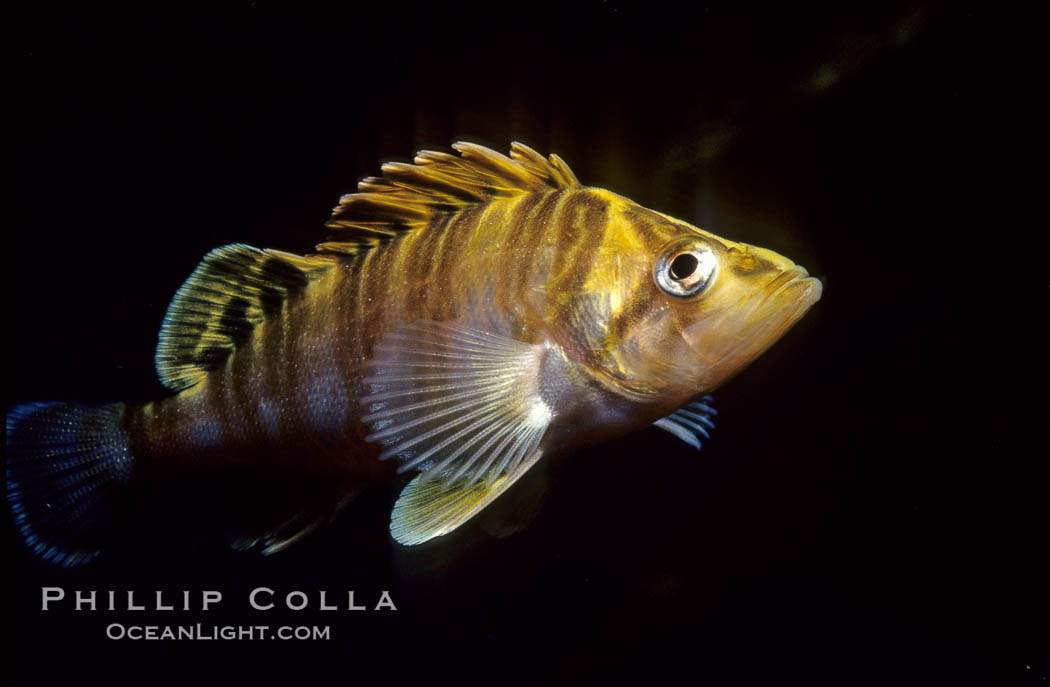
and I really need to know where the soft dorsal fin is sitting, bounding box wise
[156,244,335,391]
[319,142,580,255]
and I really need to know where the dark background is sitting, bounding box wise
[5,1,1043,684]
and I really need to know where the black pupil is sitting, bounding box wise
[669,253,699,280]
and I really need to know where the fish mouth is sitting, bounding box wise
[758,266,823,333]
[682,265,822,382]
[761,265,821,305]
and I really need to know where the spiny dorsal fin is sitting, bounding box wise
[319,142,580,255]
[156,244,335,391]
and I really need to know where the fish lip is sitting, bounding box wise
[775,270,823,312]
[757,265,816,307]
[771,265,809,290]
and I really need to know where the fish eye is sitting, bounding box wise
[670,253,699,280]
[654,239,717,298]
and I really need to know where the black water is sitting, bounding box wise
[6,2,1043,684]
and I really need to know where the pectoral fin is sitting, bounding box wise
[653,395,717,450]
[359,320,555,545]
[390,450,542,545]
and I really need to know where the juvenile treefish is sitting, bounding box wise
[6,142,822,566]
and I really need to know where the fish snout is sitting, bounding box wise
[734,244,818,302]
[725,242,799,280]
[745,244,797,273]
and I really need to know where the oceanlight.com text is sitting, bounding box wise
[105,623,330,641]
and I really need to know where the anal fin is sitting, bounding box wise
[224,473,360,556]
[232,490,357,555]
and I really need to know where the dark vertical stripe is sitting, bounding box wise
[430,205,483,319]
[621,206,671,246]
[350,250,371,363]
[284,285,308,435]
[607,278,658,344]
[405,211,454,306]
[551,190,612,297]
[204,361,232,445]
[510,191,564,305]
[361,232,403,322]
[227,312,258,439]
[256,291,288,439]
[475,199,513,308]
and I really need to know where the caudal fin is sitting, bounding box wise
[6,402,133,567]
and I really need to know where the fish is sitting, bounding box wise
[5,142,822,567]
